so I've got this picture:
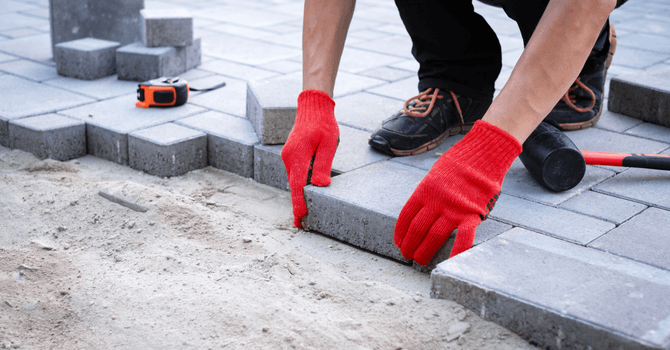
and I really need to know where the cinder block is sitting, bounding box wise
[608,67,670,127]
[246,75,302,144]
[49,0,144,54]
[55,38,121,80]
[175,111,259,178]
[128,123,206,178]
[141,9,193,47]
[431,228,670,350]
[8,114,85,161]
[116,40,200,81]
[303,161,426,262]
[253,144,288,191]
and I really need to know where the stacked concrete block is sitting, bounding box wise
[116,40,200,82]
[141,9,193,47]
[55,38,121,80]
[175,111,259,178]
[8,114,86,161]
[431,228,670,350]
[49,0,144,54]
[246,75,302,144]
[128,123,207,177]
[608,67,670,127]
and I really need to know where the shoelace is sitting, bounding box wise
[561,77,596,113]
[402,88,465,124]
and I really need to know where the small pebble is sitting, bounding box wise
[4,300,12,308]
[242,237,252,243]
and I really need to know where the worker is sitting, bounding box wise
[281,0,625,265]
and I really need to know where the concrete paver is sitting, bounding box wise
[8,113,85,161]
[246,75,301,145]
[334,92,403,132]
[608,67,670,127]
[55,38,120,80]
[141,8,193,47]
[0,59,60,82]
[559,190,647,224]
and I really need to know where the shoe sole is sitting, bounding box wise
[556,24,616,131]
[384,123,475,157]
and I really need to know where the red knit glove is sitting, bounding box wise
[394,120,521,265]
[281,89,340,227]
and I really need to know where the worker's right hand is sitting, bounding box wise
[281,89,340,228]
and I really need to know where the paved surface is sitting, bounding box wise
[1,0,669,349]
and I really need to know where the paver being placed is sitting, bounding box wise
[490,194,615,245]
[128,123,206,178]
[55,38,121,80]
[246,75,302,145]
[0,75,94,147]
[559,190,647,224]
[431,228,670,350]
[141,9,193,47]
[589,207,670,270]
[175,111,259,178]
[8,114,85,161]
[608,67,670,127]
[303,161,425,262]
[58,94,206,165]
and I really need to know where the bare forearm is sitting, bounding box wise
[302,0,356,97]
[483,0,616,142]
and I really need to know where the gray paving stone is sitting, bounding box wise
[55,38,120,80]
[490,194,615,245]
[590,207,670,270]
[253,143,288,191]
[0,75,94,147]
[48,0,89,52]
[332,71,386,98]
[116,43,182,82]
[188,76,247,118]
[0,28,45,39]
[58,94,206,164]
[334,92,403,132]
[559,190,647,224]
[175,111,259,178]
[609,67,670,127]
[303,161,426,262]
[366,76,419,101]
[594,107,644,132]
[568,126,669,173]
[358,66,414,82]
[128,123,206,178]
[389,59,419,73]
[207,23,276,40]
[348,36,413,59]
[390,134,464,171]
[8,113,85,161]
[191,6,296,29]
[0,12,47,32]
[619,33,670,54]
[256,60,301,74]
[431,228,670,350]
[0,59,58,82]
[0,52,17,63]
[0,34,52,62]
[611,45,670,69]
[141,9,193,47]
[338,47,404,74]
[199,59,278,82]
[87,0,144,48]
[616,17,670,36]
[44,75,138,100]
[202,34,300,66]
[625,122,670,143]
[179,37,201,71]
[246,75,301,145]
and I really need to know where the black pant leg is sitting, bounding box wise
[394,0,501,101]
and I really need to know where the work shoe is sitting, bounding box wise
[368,88,491,156]
[545,24,617,131]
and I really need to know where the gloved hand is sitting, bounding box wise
[394,120,521,265]
[281,89,340,228]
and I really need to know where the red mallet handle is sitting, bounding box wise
[582,150,670,170]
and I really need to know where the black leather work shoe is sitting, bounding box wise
[545,24,617,131]
[368,88,491,156]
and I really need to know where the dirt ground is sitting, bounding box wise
[0,145,536,350]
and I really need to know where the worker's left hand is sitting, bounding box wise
[394,120,521,265]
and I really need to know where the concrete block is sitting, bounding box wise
[116,42,183,82]
[253,144,288,191]
[431,228,670,350]
[559,190,647,224]
[608,67,670,127]
[128,123,206,178]
[116,39,200,81]
[246,75,301,145]
[48,0,90,53]
[140,9,193,47]
[589,207,670,270]
[303,161,426,262]
[57,94,206,165]
[0,59,60,82]
[55,37,120,80]
[175,111,258,178]
[0,75,94,147]
[189,76,247,118]
[625,122,670,143]
[8,114,85,161]
[490,194,615,245]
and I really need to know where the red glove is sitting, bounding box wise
[281,89,340,227]
[394,120,521,265]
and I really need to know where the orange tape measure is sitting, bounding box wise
[136,77,225,108]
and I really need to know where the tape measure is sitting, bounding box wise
[136,77,226,108]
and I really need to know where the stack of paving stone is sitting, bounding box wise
[116,8,201,81]
[609,67,670,127]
